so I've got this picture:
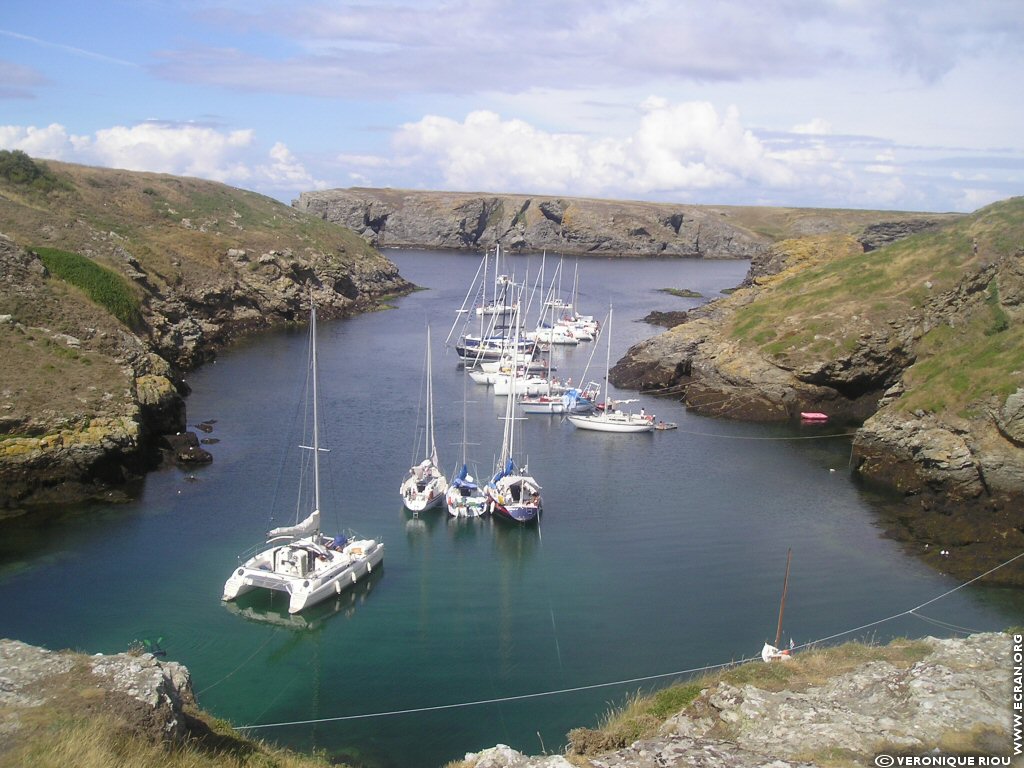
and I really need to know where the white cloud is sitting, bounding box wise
[388,100,800,198]
[792,118,833,135]
[89,122,255,181]
[0,121,324,198]
[0,123,87,158]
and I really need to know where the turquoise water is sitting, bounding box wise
[1,250,1022,767]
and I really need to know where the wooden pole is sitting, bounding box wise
[774,548,792,648]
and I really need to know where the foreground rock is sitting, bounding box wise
[0,639,194,749]
[461,633,1012,767]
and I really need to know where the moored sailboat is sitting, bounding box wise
[566,306,655,433]
[446,369,488,518]
[485,307,542,524]
[400,326,448,513]
[222,303,384,615]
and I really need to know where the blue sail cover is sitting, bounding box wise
[453,463,478,489]
[491,457,515,484]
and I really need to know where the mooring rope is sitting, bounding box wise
[234,548,1024,731]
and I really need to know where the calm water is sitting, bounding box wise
[1,250,1021,767]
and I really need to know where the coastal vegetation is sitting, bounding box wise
[0,149,70,196]
[724,198,1024,417]
[0,700,336,768]
[33,247,143,328]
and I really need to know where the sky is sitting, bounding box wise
[1,0,1022,213]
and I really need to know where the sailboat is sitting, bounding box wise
[448,244,536,362]
[222,303,384,615]
[446,364,488,518]
[400,327,448,513]
[485,305,543,524]
[566,306,655,433]
[761,548,795,662]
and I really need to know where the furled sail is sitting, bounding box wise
[267,509,320,540]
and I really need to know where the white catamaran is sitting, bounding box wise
[222,303,384,614]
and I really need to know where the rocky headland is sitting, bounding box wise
[612,199,1024,583]
[0,155,413,512]
[1,632,1012,767]
[295,188,781,258]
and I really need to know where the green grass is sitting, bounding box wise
[33,247,143,329]
[721,199,1024,411]
[0,709,338,768]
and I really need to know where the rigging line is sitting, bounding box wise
[669,428,858,441]
[197,630,279,696]
[236,656,755,731]
[794,549,1024,652]
[236,549,1024,733]
[908,610,981,635]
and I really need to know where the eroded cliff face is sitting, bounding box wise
[294,188,770,259]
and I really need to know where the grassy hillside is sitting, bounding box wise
[0,154,405,456]
[726,197,1024,417]
[0,156,386,298]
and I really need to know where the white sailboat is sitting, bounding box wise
[486,305,543,523]
[222,303,384,615]
[446,371,488,518]
[761,548,795,662]
[401,326,448,512]
[566,306,655,433]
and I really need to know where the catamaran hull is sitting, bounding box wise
[223,539,385,614]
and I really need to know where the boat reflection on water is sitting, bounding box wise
[223,566,385,630]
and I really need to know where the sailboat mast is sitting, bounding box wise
[310,304,321,517]
[774,548,792,648]
[426,326,438,466]
[604,305,613,409]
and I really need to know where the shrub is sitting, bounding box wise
[0,149,70,194]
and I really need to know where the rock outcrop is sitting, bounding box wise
[0,638,194,750]
[294,188,770,259]
[461,633,1012,768]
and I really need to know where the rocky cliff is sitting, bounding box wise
[0,157,413,511]
[294,188,774,258]
[612,199,1024,583]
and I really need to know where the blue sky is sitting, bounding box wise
[2,0,1021,212]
